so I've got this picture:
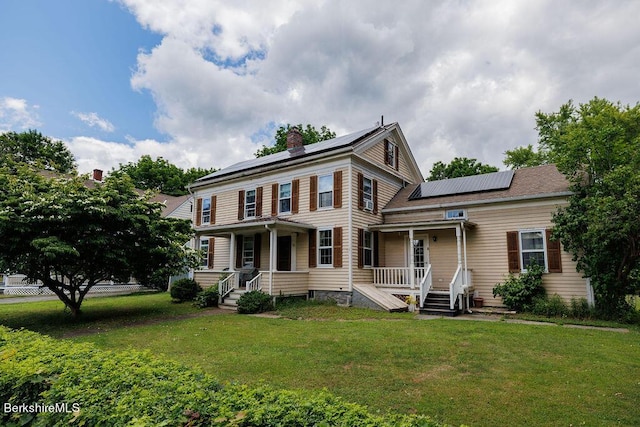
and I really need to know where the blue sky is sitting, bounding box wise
[2,1,640,174]
[0,1,162,143]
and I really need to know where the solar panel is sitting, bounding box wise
[410,170,515,200]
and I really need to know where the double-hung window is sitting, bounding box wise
[362,177,373,211]
[318,174,333,208]
[520,230,546,271]
[385,140,397,168]
[318,229,333,266]
[279,182,291,214]
[363,231,373,267]
[245,189,256,218]
[200,238,210,268]
[201,198,211,224]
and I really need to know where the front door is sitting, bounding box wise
[277,236,292,271]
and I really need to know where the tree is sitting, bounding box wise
[255,124,336,157]
[426,157,499,181]
[536,97,640,319]
[503,144,549,169]
[111,155,216,196]
[0,167,198,316]
[0,130,75,173]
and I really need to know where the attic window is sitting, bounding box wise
[445,209,466,220]
[384,140,398,170]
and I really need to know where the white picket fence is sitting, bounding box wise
[1,275,144,296]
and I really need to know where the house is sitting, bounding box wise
[189,123,592,313]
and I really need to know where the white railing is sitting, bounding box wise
[218,273,236,303]
[418,264,433,308]
[3,274,139,287]
[449,265,463,310]
[246,273,262,292]
[372,267,427,288]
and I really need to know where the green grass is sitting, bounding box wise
[2,294,639,426]
[0,292,204,338]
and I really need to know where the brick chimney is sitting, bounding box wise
[92,169,103,182]
[286,127,304,154]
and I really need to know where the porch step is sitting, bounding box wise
[353,284,408,312]
[221,289,247,308]
[421,291,458,317]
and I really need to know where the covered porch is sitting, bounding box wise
[193,218,314,303]
[369,220,475,313]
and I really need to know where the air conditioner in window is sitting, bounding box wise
[363,199,374,211]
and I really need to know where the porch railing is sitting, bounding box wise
[218,273,236,303]
[418,264,433,308]
[449,265,463,310]
[372,267,427,288]
[246,273,262,292]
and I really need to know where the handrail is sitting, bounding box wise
[449,265,463,310]
[419,264,433,308]
[218,273,236,304]
[246,272,262,292]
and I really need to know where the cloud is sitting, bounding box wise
[0,97,41,132]
[105,1,640,175]
[71,111,116,133]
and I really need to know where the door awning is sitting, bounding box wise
[195,216,315,236]
[368,219,476,233]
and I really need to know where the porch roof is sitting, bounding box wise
[196,216,315,236]
[368,219,476,233]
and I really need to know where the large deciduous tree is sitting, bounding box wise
[0,167,198,316]
[112,155,216,196]
[0,130,75,173]
[426,157,499,181]
[503,144,549,169]
[255,124,336,157]
[537,97,640,319]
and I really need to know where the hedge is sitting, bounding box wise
[0,326,446,426]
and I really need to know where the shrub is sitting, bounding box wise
[531,294,569,318]
[570,297,594,319]
[493,263,546,311]
[237,290,273,314]
[0,326,441,426]
[193,285,219,308]
[169,278,202,302]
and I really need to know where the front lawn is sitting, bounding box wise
[2,293,639,426]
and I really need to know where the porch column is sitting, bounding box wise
[455,224,463,267]
[268,226,277,295]
[229,232,236,271]
[409,228,415,289]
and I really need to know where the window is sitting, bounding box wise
[279,182,291,214]
[520,230,546,270]
[242,236,254,267]
[318,174,333,208]
[245,189,256,218]
[200,238,210,268]
[385,140,397,169]
[363,177,373,210]
[201,198,211,224]
[445,209,467,220]
[318,229,333,266]
[363,231,373,267]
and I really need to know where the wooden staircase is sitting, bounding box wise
[420,290,459,317]
[220,289,246,310]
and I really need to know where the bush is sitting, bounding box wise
[531,294,569,318]
[570,297,594,319]
[0,326,441,426]
[493,263,546,311]
[193,285,219,308]
[169,278,202,302]
[237,290,273,314]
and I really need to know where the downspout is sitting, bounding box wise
[187,186,196,281]
[348,163,353,295]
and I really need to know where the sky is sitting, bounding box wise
[1,0,640,176]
